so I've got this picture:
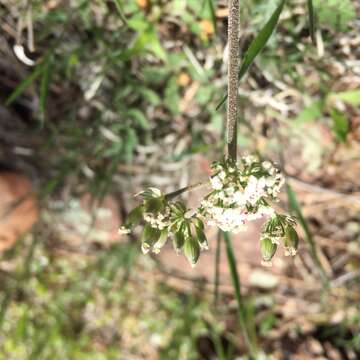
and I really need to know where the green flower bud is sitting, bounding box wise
[260,237,277,262]
[284,225,299,256]
[141,224,161,254]
[183,238,200,267]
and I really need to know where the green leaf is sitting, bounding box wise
[238,0,285,81]
[216,0,286,110]
[330,108,348,142]
[6,64,44,106]
[127,109,149,130]
[293,100,323,125]
[286,184,329,287]
[331,90,360,106]
[307,0,316,44]
[314,0,356,32]
[40,56,53,124]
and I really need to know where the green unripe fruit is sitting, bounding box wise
[173,227,185,251]
[284,225,299,256]
[260,237,277,262]
[141,224,161,254]
[183,238,200,267]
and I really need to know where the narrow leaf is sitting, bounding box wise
[286,184,329,287]
[6,64,44,106]
[223,231,258,356]
[307,0,316,44]
[331,90,360,106]
[40,56,53,123]
[216,0,286,110]
[330,108,348,142]
[293,100,323,125]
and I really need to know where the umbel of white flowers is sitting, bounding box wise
[119,156,298,267]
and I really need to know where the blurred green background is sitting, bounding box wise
[0,0,359,359]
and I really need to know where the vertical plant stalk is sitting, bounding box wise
[224,2,258,357]
[227,0,240,161]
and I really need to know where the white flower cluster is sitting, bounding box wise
[200,157,285,233]
[143,207,171,230]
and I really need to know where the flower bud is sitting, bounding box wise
[141,224,161,254]
[183,238,200,267]
[284,225,299,256]
[260,237,277,263]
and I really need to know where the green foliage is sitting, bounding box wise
[307,0,316,44]
[330,108,349,142]
[314,0,356,31]
[217,0,286,109]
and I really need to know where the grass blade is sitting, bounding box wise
[223,231,258,357]
[214,230,221,306]
[114,0,128,26]
[216,0,286,110]
[40,56,53,124]
[286,184,329,287]
[330,108,349,142]
[5,64,44,106]
[307,0,316,45]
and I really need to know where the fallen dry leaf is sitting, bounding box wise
[0,171,38,251]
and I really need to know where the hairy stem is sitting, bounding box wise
[227,0,239,160]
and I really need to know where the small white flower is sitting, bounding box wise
[118,226,131,234]
[218,171,226,180]
[210,175,223,190]
[284,247,297,256]
[262,161,272,169]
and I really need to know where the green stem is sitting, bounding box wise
[164,181,208,201]
[214,230,222,306]
[223,231,258,358]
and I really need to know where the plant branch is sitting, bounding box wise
[227,0,239,160]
